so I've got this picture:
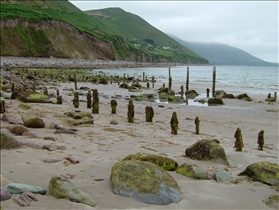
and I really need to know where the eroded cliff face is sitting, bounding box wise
[1,19,121,60]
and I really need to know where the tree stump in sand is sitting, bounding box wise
[170,112,178,134]
[195,116,200,135]
[73,91,79,108]
[234,128,244,151]
[87,90,92,109]
[257,130,264,151]
[145,106,154,122]
[111,99,117,114]
[92,89,99,114]
[127,100,134,123]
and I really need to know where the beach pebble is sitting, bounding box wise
[110,119,118,125]
[5,183,47,194]
[43,159,61,163]
[22,132,38,138]
[43,136,57,141]
[0,185,11,201]
[213,171,233,183]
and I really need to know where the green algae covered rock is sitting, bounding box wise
[47,175,96,207]
[185,139,229,166]
[110,160,181,205]
[238,161,279,186]
[64,111,93,119]
[176,163,206,179]
[263,194,279,209]
[0,129,22,149]
[123,153,178,171]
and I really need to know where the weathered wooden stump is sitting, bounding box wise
[92,89,99,114]
[87,90,91,109]
[111,99,117,114]
[234,128,244,151]
[127,100,134,123]
[257,130,264,151]
[195,116,200,135]
[73,91,79,108]
[44,88,48,96]
[170,112,178,135]
[145,106,154,122]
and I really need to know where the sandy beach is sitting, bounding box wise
[0,57,278,209]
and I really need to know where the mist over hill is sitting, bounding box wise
[170,35,278,66]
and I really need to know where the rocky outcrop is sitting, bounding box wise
[123,153,178,171]
[238,161,279,186]
[185,139,229,165]
[110,160,181,205]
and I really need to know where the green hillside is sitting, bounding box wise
[171,35,278,66]
[0,1,208,64]
[85,7,208,63]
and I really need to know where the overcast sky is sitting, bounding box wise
[69,1,278,63]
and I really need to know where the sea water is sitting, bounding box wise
[91,65,278,106]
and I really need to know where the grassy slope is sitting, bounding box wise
[0,0,208,63]
[85,8,208,64]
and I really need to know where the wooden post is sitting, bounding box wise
[143,72,145,82]
[212,66,216,97]
[169,77,172,91]
[92,89,99,114]
[145,106,154,122]
[195,116,200,135]
[170,112,178,135]
[151,76,155,88]
[186,66,189,91]
[257,130,264,151]
[111,99,117,114]
[234,128,244,151]
[274,92,277,101]
[206,88,210,98]
[127,100,134,123]
[87,90,92,109]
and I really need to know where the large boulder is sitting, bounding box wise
[21,111,45,128]
[238,161,279,186]
[7,125,29,135]
[110,160,181,205]
[208,98,224,105]
[0,129,22,149]
[176,163,206,179]
[47,175,96,207]
[185,139,229,166]
[123,153,178,171]
[236,93,252,101]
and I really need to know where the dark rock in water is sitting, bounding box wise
[185,90,198,99]
[119,83,129,89]
[185,139,229,166]
[176,163,206,179]
[1,113,23,124]
[263,194,279,209]
[110,160,181,205]
[123,153,178,171]
[214,90,226,98]
[265,97,276,102]
[158,87,169,94]
[213,171,233,182]
[0,185,11,201]
[168,95,186,104]
[223,93,235,99]
[7,125,29,135]
[208,98,224,105]
[0,129,22,149]
[5,183,47,194]
[21,111,45,128]
[238,161,279,186]
[236,93,252,101]
[47,175,96,207]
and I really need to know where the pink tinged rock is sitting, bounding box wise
[1,114,23,124]
[0,185,11,201]
[43,136,57,141]
[43,159,61,163]
[54,129,77,134]
[22,132,38,138]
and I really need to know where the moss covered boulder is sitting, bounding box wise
[238,161,279,186]
[123,153,178,171]
[0,129,22,149]
[21,111,45,128]
[110,160,181,205]
[236,93,252,101]
[185,139,229,166]
[18,92,50,103]
[64,111,93,119]
[168,95,186,104]
[208,98,224,105]
[176,163,206,179]
[7,125,29,135]
[47,175,96,207]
